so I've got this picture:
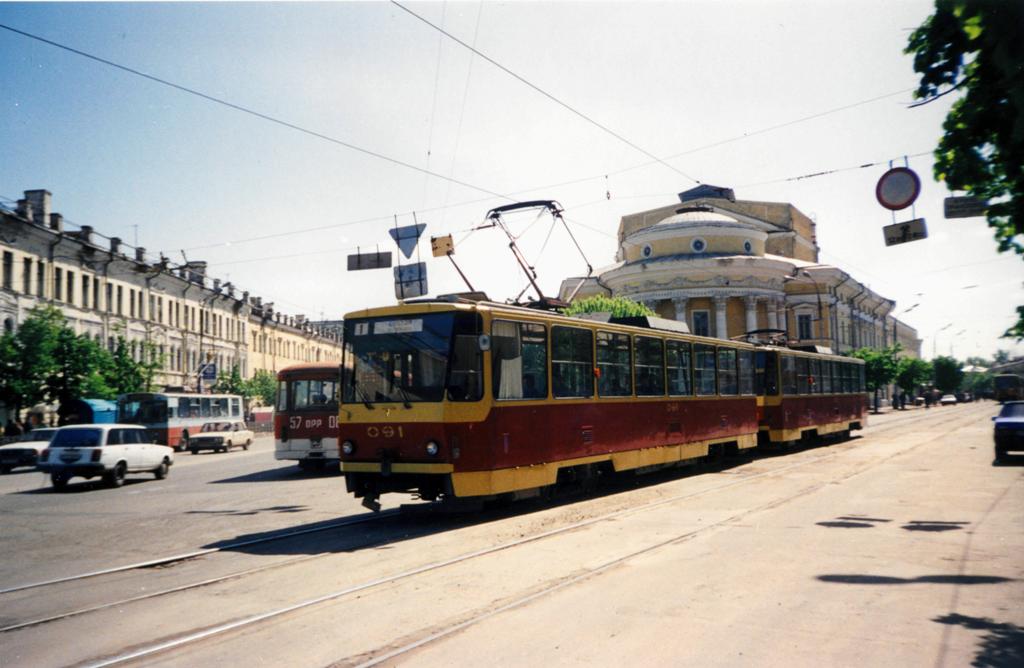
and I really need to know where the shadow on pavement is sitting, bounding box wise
[902,520,970,532]
[817,515,892,528]
[186,505,310,517]
[818,574,1013,586]
[933,613,1024,668]
[211,465,339,484]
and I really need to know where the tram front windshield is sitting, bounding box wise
[342,312,479,404]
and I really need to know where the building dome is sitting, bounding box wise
[622,207,767,262]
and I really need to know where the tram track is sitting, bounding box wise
[53,408,977,667]
[0,406,981,667]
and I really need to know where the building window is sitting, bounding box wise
[691,237,707,253]
[3,318,13,334]
[93,280,99,310]
[642,244,653,258]
[36,261,45,297]
[692,310,710,337]
[66,271,74,305]
[797,314,813,340]
[22,258,32,294]
[81,275,90,309]
[743,239,753,253]
[54,267,63,301]
[1,252,14,290]
[116,285,123,315]
[129,289,136,317]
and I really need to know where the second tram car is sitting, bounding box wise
[337,297,866,509]
[275,363,341,470]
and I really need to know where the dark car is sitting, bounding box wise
[993,401,1024,462]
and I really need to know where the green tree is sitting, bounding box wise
[244,369,278,406]
[103,337,146,396]
[0,306,64,413]
[212,365,246,395]
[48,327,114,404]
[906,1,1024,338]
[895,357,933,401]
[932,355,965,394]
[563,295,655,318]
[851,346,900,413]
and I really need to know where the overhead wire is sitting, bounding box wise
[0,22,510,201]
[390,0,701,185]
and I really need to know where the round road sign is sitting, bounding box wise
[876,167,921,211]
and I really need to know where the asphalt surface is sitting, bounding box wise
[0,402,1020,667]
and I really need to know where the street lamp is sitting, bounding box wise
[783,270,824,342]
[932,322,953,358]
[892,302,920,346]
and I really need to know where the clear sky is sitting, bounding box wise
[1,1,1020,361]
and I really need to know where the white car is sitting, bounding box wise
[0,428,57,474]
[188,421,254,454]
[37,424,174,490]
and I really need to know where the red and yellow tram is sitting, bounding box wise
[336,297,865,509]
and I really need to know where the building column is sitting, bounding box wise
[713,296,729,339]
[767,299,779,331]
[744,296,758,334]
[671,297,687,323]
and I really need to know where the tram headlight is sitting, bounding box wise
[341,440,355,455]
[425,441,440,456]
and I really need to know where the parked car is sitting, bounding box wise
[0,428,57,473]
[994,401,1024,462]
[939,394,958,405]
[188,421,254,454]
[36,424,173,490]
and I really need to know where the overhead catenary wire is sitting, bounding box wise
[0,22,511,202]
[390,0,701,185]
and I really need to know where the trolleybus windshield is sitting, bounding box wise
[117,394,167,423]
[342,312,480,404]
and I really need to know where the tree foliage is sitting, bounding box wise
[931,355,965,393]
[895,357,933,394]
[0,307,165,413]
[851,346,900,412]
[563,295,655,318]
[212,365,247,396]
[244,369,278,406]
[906,1,1024,338]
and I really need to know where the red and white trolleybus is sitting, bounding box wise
[117,392,244,450]
[274,363,340,470]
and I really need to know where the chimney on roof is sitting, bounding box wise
[110,237,122,255]
[213,278,222,292]
[15,199,32,221]
[24,190,51,227]
[187,261,207,285]
[78,225,94,244]
[135,246,146,262]
[49,213,63,233]
[241,290,249,303]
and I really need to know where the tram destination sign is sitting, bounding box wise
[883,218,928,247]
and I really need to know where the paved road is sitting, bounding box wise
[1,403,1020,667]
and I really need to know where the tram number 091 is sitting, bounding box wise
[289,415,338,430]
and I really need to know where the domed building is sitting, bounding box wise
[560,185,921,357]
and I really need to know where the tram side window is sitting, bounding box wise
[213,397,229,417]
[694,344,717,396]
[666,340,693,396]
[858,365,866,392]
[552,326,594,398]
[597,331,632,397]
[821,360,833,393]
[635,336,665,396]
[738,350,754,395]
[809,359,822,394]
[756,351,779,396]
[200,397,212,418]
[796,357,811,394]
[447,313,483,402]
[492,320,548,400]
[231,397,241,417]
[717,348,738,395]
[781,355,798,395]
[841,362,853,393]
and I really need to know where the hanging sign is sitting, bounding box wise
[394,262,428,299]
[389,223,426,259]
[876,167,921,211]
[346,250,392,271]
[883,218,928,246]
[944,196,988,219]
[431,234,454,257]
